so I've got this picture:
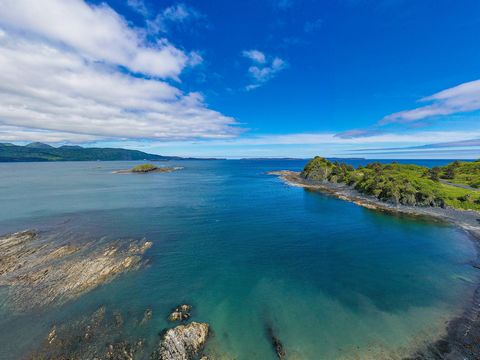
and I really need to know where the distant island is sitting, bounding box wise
[0,142,222,162]
[114,163,183,174]
[0,142,174,162]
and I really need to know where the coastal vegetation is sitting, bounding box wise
[115,164,181,174]
[301,157,480,211]
[131,164,160,173]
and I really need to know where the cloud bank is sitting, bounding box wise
[0,0,238,143]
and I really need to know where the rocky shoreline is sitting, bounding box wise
[270,170,480,359]
[25,304,211,360]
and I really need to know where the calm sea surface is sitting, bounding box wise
[0,159,478,359]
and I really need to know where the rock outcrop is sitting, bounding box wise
[168,304,192,322]
[0,230,152,311]
[153,322,209,360]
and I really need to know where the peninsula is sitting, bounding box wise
[271,156,480,358]
[295,156,480,211]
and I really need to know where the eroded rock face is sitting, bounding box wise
[153,322,209,360]
[0,230,152,311]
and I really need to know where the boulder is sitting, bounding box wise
[153,322,209,360]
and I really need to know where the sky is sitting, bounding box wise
[0,0,479,159]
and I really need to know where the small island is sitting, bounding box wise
[114,163,182,174]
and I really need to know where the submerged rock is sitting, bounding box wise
[140,308,153,325]
[266,324,286,360]
[168,304,192,322]
[0,230,152,311]
[153,322,209,360]
[26,306,147,360]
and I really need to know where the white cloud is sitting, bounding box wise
[243,50,287,90]
[147,3,204,34]
[127,0,149,17]
[160,130,480,147]
[0,0,199,78]
[104,130,480,159]
[381,79,480,124]
[0,0,240,143]
[242,50,266,64]
[0,126,100,143]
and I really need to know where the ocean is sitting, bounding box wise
[0,159,477,359]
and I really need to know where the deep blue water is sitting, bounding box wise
[0,159,478,359]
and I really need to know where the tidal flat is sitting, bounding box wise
[0,159,479,359]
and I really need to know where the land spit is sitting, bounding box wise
[270,170,480,359]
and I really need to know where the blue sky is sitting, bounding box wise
[0,0,479,158]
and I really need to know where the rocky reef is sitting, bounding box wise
[26,304,211,360]
[153,322,209,360]
[0,230,152,311]
[25,306,150,360]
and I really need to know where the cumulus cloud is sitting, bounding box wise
[381,79,480,124]
[243,50,287,90]
[242,50,267,64]
[0,0,200,78]
[0,0,239,143]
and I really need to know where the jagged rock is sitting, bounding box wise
[168,304,192,322]
[0,230,152,311]
[153,322,209,360]
[47,326,57,344]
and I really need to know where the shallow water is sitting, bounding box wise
[0,159,478,359]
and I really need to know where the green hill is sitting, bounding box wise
[302,156,480,211]
[0,142,175,162]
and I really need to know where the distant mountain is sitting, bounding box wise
[25,142,54,149]
[0,142,178,162]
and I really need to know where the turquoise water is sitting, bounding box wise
[0,160,478,359]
